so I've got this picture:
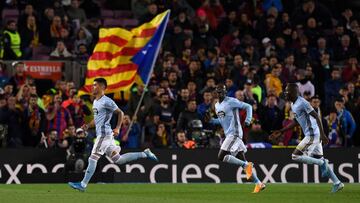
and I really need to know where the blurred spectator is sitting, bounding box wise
[296,69,315,97]
[50,15,64,43]
[20,15,39,59]
[220,27,240,55]
[0,94,7,147]
[73,27,93,54]
[152,123,171,148]
[230,54,246,88]
[334,35,357,61]
[18,4,38,30]
[260,37,274,58]
[238,13,254,38]
[0,62,9,88]
[1,96,24,147]
[153,93,175,127]
[75,44,90,62]
[173,88,190,120]
[325,109,342,147]
[200,77,216,95]
[173,130,196,149]
[292,0,332,29]
[309,37,332,60]
[46,94,73,139]
[22,93,46,147]
[3,83,14,98]
[16,84,31,109]
[38,128,68,149]
[264,64,283,97]
[324,68,343,109]
[225,78,237,97]
[335,97,356,147]
[80,0,100,19]
[259,94,283,134]
[39,8,55,46]
[186,80,199,102]
[85,18,100,48]
[127,84,152,123]
[132,0,148,19]
[183,59,204,88]
[140,2,158,24]
[118,115,141,149]
[65,127,88,172]
[8,62,26,90]
[67,0,87,24]
[3,20,22,60]
[53,0,66,17]
[342,56,359,83]
[66,94,91,128]
[197,0,224,31]
[176,99,201,138]
[50,41,73,60]
[197,89,212,119]
[214,55,230,82]
[247,119,269,144]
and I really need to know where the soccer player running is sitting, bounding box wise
[69,78,158,192]
[270,83,344,193]
[214,85,265,193]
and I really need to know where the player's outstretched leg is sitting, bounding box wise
[68,154,100,192]
[249,164,266,194]
[323,159,344,193]
[234,154,266,193]
[112,148,158,165]
[292,150,329,177]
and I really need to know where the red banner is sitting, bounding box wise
[23,61,63,81]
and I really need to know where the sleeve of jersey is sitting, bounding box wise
[303,100,314,114]
[107,99,119,112]
[230,98,252,124]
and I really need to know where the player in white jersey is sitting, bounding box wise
[214,85,265,193]
[69,78,158,192]
[270,83,344,193]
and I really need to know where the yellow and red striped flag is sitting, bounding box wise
[79,10,170,96]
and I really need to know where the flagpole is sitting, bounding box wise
[124,11,170,139]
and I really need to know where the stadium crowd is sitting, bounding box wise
[0,0,358,152]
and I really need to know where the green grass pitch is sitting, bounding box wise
[0,183,359,203]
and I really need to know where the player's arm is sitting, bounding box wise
[113,108,124,136]
[309,110,329,145]
[82,120,95,130]
[231,98,252,126]
[269,120,299,140]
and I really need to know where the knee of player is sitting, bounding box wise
[291,154,299,160]
[110,152,120,162]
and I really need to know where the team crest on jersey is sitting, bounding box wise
[217,111,226,118]
[93,108,98,115]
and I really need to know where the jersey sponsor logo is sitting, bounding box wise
[93,108,98,116]
[217,111,226,118]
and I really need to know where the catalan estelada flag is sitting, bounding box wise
[79,10,170,96]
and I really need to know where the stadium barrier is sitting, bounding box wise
[0,148,359,184]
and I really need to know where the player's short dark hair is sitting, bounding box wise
[94,78,107,88]
[160,93,169,98]
[286,83,299,90]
